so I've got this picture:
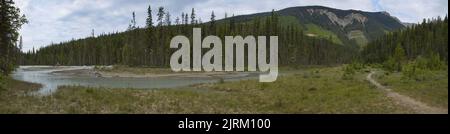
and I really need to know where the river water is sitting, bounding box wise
[11,66,256,95]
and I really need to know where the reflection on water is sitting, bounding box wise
[12,66,255,95]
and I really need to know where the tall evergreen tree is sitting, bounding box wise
[181,13,185,25]
[392,43,407,71]
[175,17,180,25]
[146,5,153,28]
[149,6,153,28]
[165,11,171,26]
[190,8,196,25]
[128,12,137,30]
[184,13,189,25]
[157,7,165,26]
[210,11,216,34]
[0,0,28,75]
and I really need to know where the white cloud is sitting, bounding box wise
[377,0,448,23]
[15,0,448,52]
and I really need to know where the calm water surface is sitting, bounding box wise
[12,66,256,95]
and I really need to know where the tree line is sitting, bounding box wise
[21,5,356,67]
[361,16,448,66]
[0,0,27,75]
[359,15,448,81]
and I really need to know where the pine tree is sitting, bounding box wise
[181,13,185,25]
[157,7,165,26]
[165,11,171,26]
[392,43,407,71]
[190,8,196,25]
[0,0,28,75]
[146,5,153,28]
[146,4,154,65]
[128,12,137,30]
[210,11,216,34]
[184,13,189,25]
[175,17,180,25]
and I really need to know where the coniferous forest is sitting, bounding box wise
[362,17,448,65]
[19,6,357,67]
[361,16,448,74]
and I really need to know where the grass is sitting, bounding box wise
[272,16,344,45]
[305,24,343,45]
[0,78,42,113]
[374,70,448,109]
[347,30,368,47]
[0,66,413,114]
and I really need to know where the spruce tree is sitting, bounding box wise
[0,0,28,75]
[393,43,407,71]
[146,5,153,28]
[210,11,216,34]
[157,7,165,26]
[190,8,196,25]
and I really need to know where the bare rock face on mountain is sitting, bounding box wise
[307,9,368,28]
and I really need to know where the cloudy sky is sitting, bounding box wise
[15,0,448,52]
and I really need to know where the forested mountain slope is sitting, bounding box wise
[22,6,359,67]
[221,6,406,47]
[362,16,448,64]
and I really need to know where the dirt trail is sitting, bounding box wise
[367,72,448,114]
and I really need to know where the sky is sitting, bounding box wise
[14,0,449,52]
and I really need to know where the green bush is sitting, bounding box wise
[415,56,428,69]
[368,63,383,69]
[427,53,445,70]
[341,62,365,80]
[383,56,400,72]
[342,64,356,80]
[401,54,447,81]
[383,52,446,73]
[349,62,365,71]
[401,57,438,81]
[402,61,419,80]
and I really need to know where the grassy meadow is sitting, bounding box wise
[0,66,427,114]
[374,70,448,109]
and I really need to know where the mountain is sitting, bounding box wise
[221,6,405,47]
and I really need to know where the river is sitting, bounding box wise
[11,66,257,95]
